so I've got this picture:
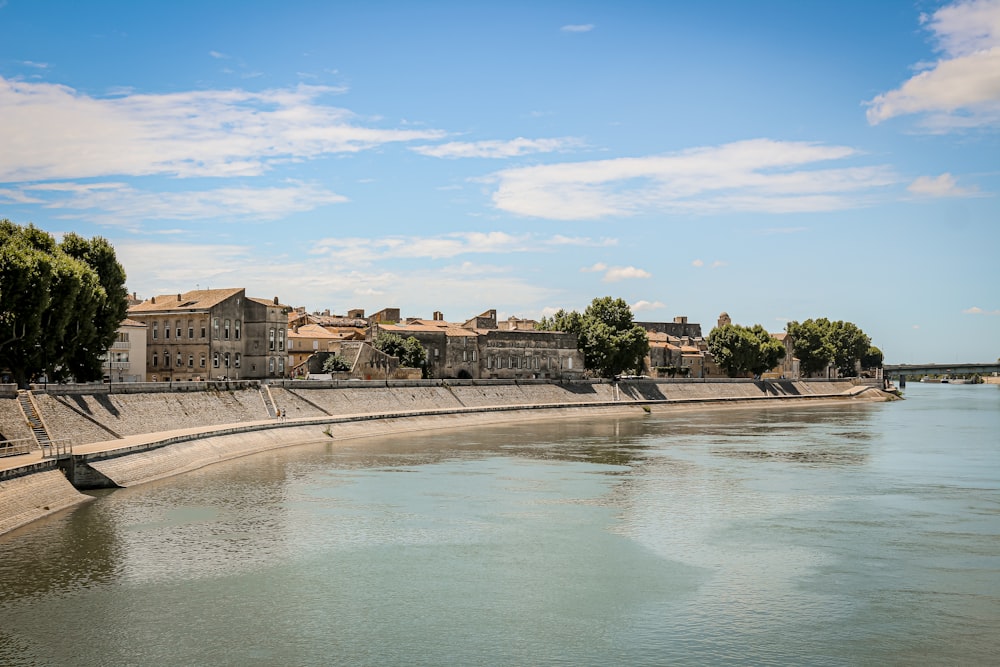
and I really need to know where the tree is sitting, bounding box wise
[861,345,883,370]
[785,319,835,376]
[707,323,785,378]
[373,332,427,376]
[0,221,128,387]
[538,297,649,378]
[322,355,351,373]
[786,318,873,378]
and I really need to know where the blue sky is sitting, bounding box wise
[1,0,998,364]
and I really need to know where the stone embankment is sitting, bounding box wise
[0,378,891,536]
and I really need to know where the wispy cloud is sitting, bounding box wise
[19,60,50,69]
[632,300,666,312]
[603,266,651,282]
[691,259,704,267]
[487,139,896,220]
[907,173,980,197]
[0,77,445,182]
[692,258,727,268]
[309,231,576,266]
[8,181,347,226]
[963,306,1000,314]
[865,0,1000,129]
[581,263,607,273]
[561,24,594,33]
[209,50,230,59]
[412,136,583,159]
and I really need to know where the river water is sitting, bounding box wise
[1,384,997,666]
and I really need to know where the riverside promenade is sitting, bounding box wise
[1,378,893,536]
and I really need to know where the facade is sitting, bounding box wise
[127,288,287,381]
[371,309,584,380]
[100,318,147,383]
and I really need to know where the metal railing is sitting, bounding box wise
[0,438,35,458]
[40,439,73,459]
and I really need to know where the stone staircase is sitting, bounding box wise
[17,390,51,449]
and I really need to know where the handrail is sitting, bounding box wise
[0,438,36,458]
[40,439,73,459]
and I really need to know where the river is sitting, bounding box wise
[1,383,997,665]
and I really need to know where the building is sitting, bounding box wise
[100,318,147,383]
[371,309,584,380]
[128,288,288,381]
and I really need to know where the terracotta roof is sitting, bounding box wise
[128,288,243,313]
[288,323,341,339]
[380,321,479,338]
[120,318,147,328]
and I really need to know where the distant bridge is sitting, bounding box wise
[884,362,1000,377]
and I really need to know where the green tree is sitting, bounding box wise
[373,332,427,376]
[861,345,884,370]
[786,318,872,378]
[785,319,835,376]
[322,354,351,373]
[538,297,648,378]
[0,221,129,387]
[707,323,785,378]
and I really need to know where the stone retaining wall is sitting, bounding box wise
[0,469,92,535]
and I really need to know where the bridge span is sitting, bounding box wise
[884,362,1000,377]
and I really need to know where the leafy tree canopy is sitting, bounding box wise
[786,318,873,377]
[321,354,351,373]
[373,332,427,376]
[1,220,128,387]
[861,345,884,370]
[707,323,786,378]
[537,296,649,378]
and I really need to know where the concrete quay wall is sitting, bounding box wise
[1,379,888,536]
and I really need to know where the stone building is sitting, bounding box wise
[128,288,287,381]
[371,309,583,380]
[100,318,147,383]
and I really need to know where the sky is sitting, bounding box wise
[1,0,998,364]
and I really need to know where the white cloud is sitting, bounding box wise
[20,60,50,69]
[692,258,727,268]
[907,173,979,197]
[411,136,582,159]
[12,181,347,226]
[710,260,728,268]
[603,266,651,282]
[691,259,704,267]
[309,230,571,266]
[0,77,445,182]
[209,50,230,59]
[547,234,617,247]
[632,300,666,312]
[487,139,895,220]
[865,0,1000,129]
[561,24,594,32]
[963,306,1000,314]
[581,263,607,273]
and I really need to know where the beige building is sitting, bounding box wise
[100,318,147,383]
[371,309,584,380]
[128,288,288,381]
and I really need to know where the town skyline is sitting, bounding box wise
[2,1,998,364]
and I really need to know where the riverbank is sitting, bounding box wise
[0,379,894,536]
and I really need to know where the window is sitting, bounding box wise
[213,352,219,368]
[188,321,194,339]
[213,318,220,339]
[165,324,170,339]
[200,321,207,338]
[463,349,468,362]
[312,340,318,350]
[268,357,275,374]
[278,329,284,351]
[152,322,158,340]
[235,320,241,340]
[176,353,182,367]
[279,357,284,373]
[472,350,477,362]
[152,353,159,367]
[234,353,241,368]
[200,354,206,368]
[188,354,194,368]
[269,329,275,351]
[224,352,230,369]
[175,321,181,338]
[224,319,231,340]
